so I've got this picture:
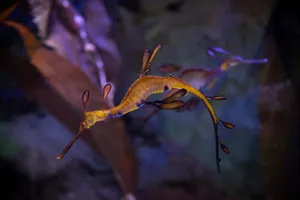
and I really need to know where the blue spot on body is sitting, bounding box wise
[107,113,113,118]
[117,112,123,117]
[136,99,146,108]
[164,85,169,91]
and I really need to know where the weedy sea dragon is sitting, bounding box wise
[56,44,235,177]
[158,47,269,111]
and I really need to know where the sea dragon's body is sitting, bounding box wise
[85,75,216,123]
[178,67,220,92]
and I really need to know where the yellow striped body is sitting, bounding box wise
[84,75,218,127]
[109,75,169,115]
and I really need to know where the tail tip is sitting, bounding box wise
[56,156,62,160]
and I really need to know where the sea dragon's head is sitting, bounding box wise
[220,55,268,72]
[81,110,107,130]
[206,47,268,72]
[56,90,108,160]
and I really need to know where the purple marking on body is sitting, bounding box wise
[164,85,169,91]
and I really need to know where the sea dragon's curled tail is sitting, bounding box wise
[186,84,221,175]
[169,76,231,177]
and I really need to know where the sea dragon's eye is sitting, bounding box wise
[80,122,86,128]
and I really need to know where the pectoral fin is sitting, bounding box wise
[157,100,186,110]
[163,88,179,99]
[163,89,187,103]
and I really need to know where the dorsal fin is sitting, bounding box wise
[141,49,150,75]
[140,44,162,76]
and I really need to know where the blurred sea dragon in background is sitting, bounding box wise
[56,44,236,178]
[158,47,268,111]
